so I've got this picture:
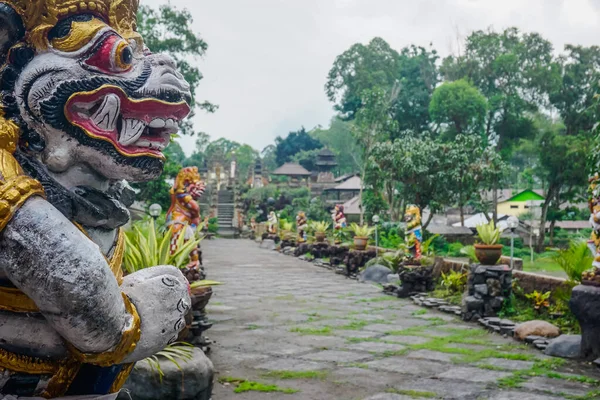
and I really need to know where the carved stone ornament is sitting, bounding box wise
[0,0,193,397]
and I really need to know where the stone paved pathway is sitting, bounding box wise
[204,239,600,400]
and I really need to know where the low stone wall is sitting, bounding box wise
[513,270,569,295]
[433,256,523,279]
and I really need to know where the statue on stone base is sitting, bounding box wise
[404,205,423,263]
[166,167,206,272]
[296,211,308,243]
[267,211,278,235]
[0,0,192,397]
[332,205,347,243]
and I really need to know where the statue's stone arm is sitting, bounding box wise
[0,197,129,354]
[0,197,191,362]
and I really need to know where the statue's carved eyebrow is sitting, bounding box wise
[48,14,96,41]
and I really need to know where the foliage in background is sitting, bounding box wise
[429,79,488,137]
[275,128,323,167]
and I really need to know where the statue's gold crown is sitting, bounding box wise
[2,0,139,49]
[406,205,420,216]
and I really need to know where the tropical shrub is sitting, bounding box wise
[143,342,194,382]
[441,270,468,294]
[526,290,551,312]
[124,219,202,274]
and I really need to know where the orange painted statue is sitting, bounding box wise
[166,167,206,269]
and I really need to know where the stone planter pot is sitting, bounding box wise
[315,232,326,243]
[353,236,369,251]
[474,244,503,265]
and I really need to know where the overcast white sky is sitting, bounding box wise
[143,0,600,156]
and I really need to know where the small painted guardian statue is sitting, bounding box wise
[267,211,278,235]
[0,0,192,398]
[332,204,347,243]
[296,211,308,243]
[405,205,423,261]
[166,166,206,271]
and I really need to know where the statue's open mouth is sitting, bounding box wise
[65,85,190,158]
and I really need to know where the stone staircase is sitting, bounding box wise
[217,189,237,238]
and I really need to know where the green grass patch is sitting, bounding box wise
[246,324,260,330]
[275,294,295,301]
[261,370,328,380]
[342,362,370,369]
[386,388,437,398]
[290,326,332,335]
[235,381,298,394]
[338,320,370,330]
[355,296,397,303]
[219,377,299,394]
[411,309,428,316]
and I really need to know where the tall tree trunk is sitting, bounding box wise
[536,187,555,253]
[549,219,557,247]
[359,167,365,225]
[423,212,434,230]
[460,205,465,226]
[492,185,498,224]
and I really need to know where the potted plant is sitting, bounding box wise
[474,221,503,265]
[311,221,330,243]
[349,223,376,251]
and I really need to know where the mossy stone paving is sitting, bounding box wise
[205,239,600,400]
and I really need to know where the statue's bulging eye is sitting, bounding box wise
[84,34,134,74]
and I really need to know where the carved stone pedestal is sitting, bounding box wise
[570,284,600,361]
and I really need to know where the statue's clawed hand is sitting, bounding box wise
[120,266,191,363]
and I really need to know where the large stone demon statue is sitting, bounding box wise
[0,0,192,398]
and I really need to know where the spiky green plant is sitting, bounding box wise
[460,245,478,262]
[476,221,501,245]
[143,342,194,382]
[349,223,376,238]
[281,221,294,232]
[310,221,330,234]
[190,280,223,289]
[552,239,593,283]
[124,219,202,274]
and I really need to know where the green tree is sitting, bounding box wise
[430,79,488,137]
[235,144,260,182]
[326,40,438,133]
[393,45,439,134]
[353,86,399,224]
[274,128,323,167]
[444,135,506,225]
[326,37,399,120]
[261,145,278,173]
[310,118,362,174]
[550,45,600,136]
[369,135,449,228]
[535,117,589,252]
[441,27,560,152]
